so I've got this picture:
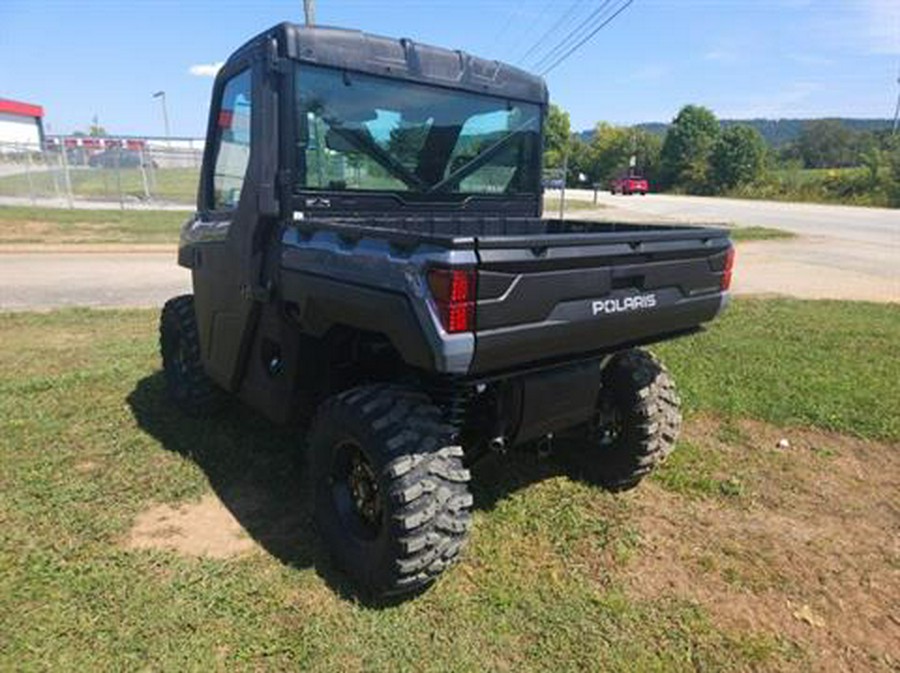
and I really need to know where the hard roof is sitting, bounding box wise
[229,23,548,105]
[0,99,44,119]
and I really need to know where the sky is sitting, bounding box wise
[1,0,898,138]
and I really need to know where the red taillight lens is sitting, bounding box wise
[427,268,476,333]
[721,246,736,291]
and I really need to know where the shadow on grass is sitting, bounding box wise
[127,372,592,605]
[127,372,375,604]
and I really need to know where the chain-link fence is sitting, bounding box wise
[0,137,203,209]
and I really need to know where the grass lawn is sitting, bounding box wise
[543,197,607,213]
[726,226,796,242]
[658,298,898,441]
[0,205,793,247]
[0,206,187,245]
[0,167,199,205]
[1,300,898,670]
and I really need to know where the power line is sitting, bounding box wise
[514,0,582,66]
[529,1,615,71]
[502,0,559,65]
[529,0,618,73]
[492,1,536,58]
[540,0,634,76]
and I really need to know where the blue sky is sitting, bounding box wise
[1,0,898,137]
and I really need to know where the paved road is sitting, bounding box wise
[561,191,899,302]
[0,251,189,310]
[1,194,897,310]
[564,189,898,246]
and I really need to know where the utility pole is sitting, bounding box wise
[629,127,637,176]
[152,91,171,147]
[304,0,316,26]
[559,150,568,221]
[892,67,900,135]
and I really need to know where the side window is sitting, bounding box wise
[212,69,252,210]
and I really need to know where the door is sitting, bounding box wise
[191,48,280,391]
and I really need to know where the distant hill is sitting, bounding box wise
[577,119,894,147]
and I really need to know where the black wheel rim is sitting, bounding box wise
[594,397,624,448]
[331,439,383,540]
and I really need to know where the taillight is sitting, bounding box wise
[427,268,476,334]
[721,246,736,291]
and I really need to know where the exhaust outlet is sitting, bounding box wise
[489,436,507,453]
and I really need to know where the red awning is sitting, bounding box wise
[0,98,44,119]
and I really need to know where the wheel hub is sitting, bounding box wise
[348,450,381,525]
[594,398,623,447]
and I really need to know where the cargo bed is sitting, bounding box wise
[285,216,731,375]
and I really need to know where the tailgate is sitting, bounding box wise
[471,228,731,373]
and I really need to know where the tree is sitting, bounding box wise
[88,114,107,138]
[883,134,900,207]
[795,120,855,168]
[659,105,720,193]
[633,130,662,183]
[566,137,593,186]
[588,123,632,182]
[543,103,571,168]
[709,125,767,192]
[570,124,663,186]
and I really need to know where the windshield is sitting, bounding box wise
[294,65,541,196]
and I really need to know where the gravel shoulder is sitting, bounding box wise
[734,237,899,303]
[566,195,898,304]
[0,251,189,311]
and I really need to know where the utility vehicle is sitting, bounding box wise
[610,174,649,195]
[160,23,734,597]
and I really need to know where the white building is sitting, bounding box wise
[0,98,44,150]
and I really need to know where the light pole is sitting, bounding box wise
[152,91,171,146]
[304,0,315,26]
[892,68,900,135]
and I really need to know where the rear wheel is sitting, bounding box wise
[159,295,222,416]
[310,385,473,597]
[561,349,681,491]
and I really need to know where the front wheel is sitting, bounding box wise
[159,295,223,416]
[310,385,473,597]
[560,349,681,491]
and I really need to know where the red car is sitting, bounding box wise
[610,175,649,195]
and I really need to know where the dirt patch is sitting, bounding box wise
[74,460,99,474]
[618,418,900,671]
[126,494,258,559]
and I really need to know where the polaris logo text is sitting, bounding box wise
[592,294,658,316]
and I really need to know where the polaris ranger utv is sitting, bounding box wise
[160,23,734,597]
